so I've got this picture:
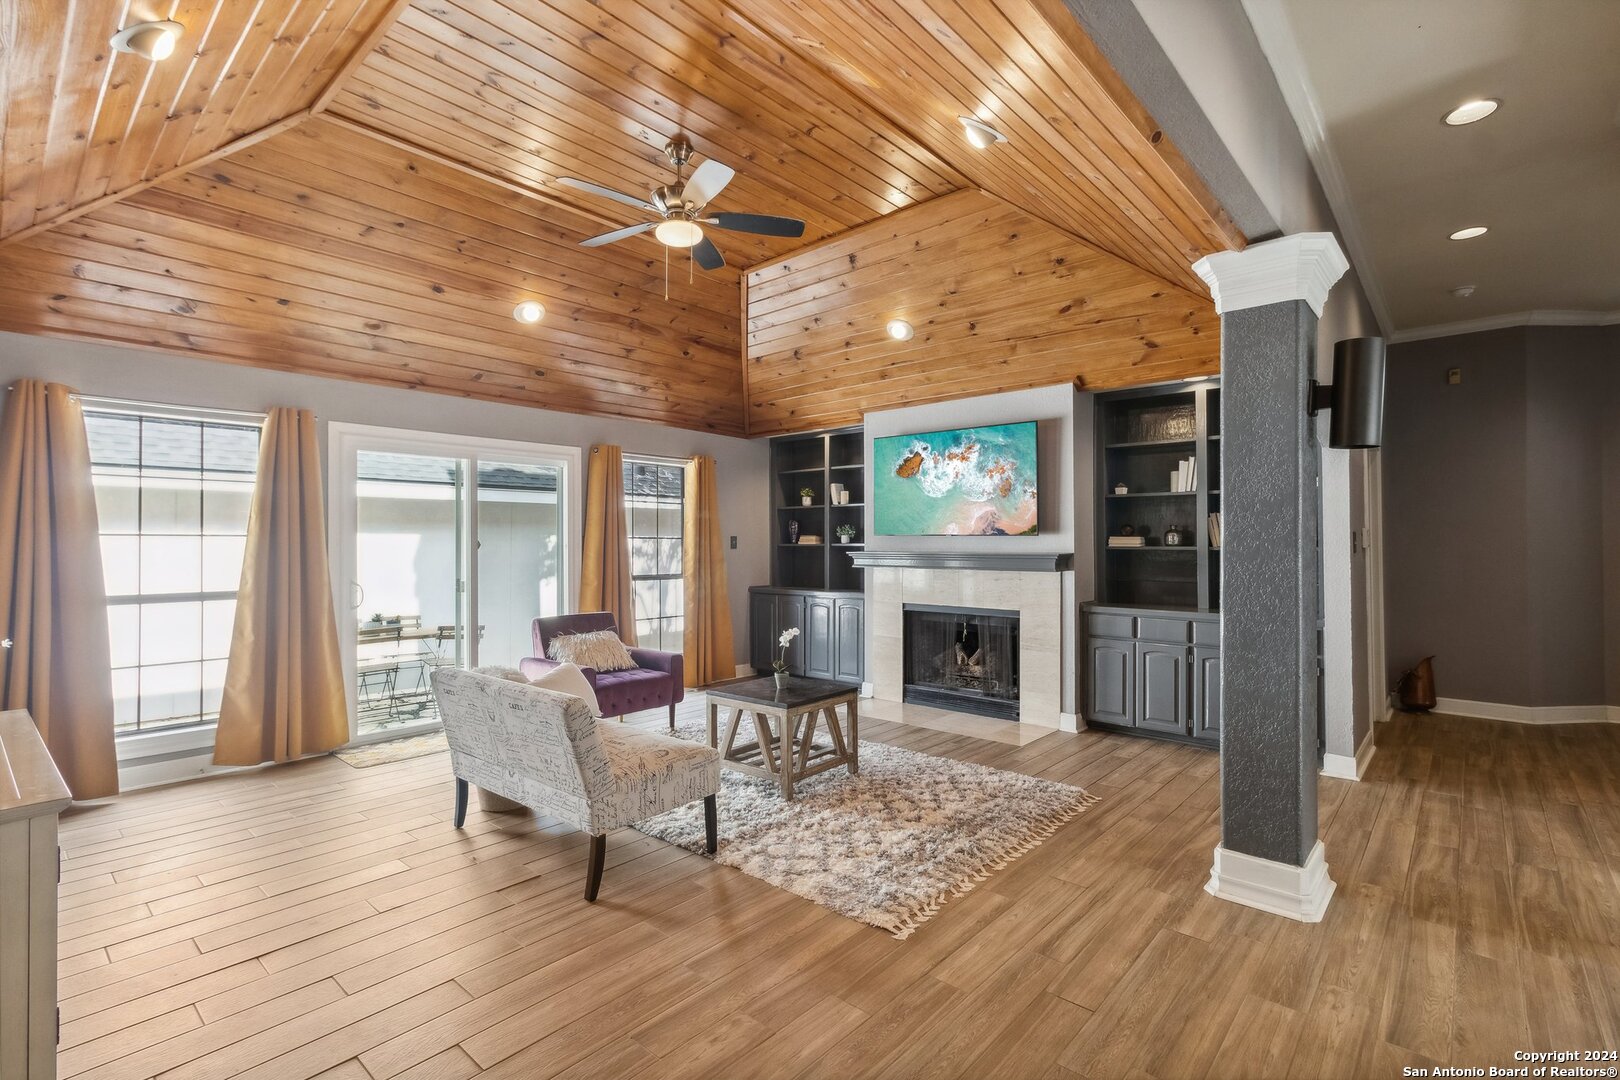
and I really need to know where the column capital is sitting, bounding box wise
[1192,232,1349,317]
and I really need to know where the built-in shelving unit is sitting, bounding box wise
[1094,380,1221,611]
[770,427,865,594]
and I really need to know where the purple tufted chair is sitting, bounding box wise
[519,612,685,730]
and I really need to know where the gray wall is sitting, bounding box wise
[0,330,771,667]
[1382,325,1620,707]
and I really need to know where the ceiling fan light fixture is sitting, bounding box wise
[1443,98,1499,126]
[110,20,183,61]
[958,116,1007,149]
[513,300,545,324]
[886,318,914,341]
[654,219,704,248]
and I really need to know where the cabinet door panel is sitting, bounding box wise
[1192,645,1221,743]
[749,593,775,672]
[1087,638,1134,726]
[803,596,835,678]
[835,599,864,682]
[1136,643,1188,734]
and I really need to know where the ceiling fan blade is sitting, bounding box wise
[692,236,726,271]
[555,176,656,212]
[684,159,735,207]
[705,212,806,239]
[579,221,657,247]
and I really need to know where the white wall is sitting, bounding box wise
[1132,0,1386,763]
[0,330,771,670]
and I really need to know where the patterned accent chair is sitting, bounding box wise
[431,667,719,901]
[519,613,685,730]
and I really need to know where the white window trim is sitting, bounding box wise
[326,423,582,745]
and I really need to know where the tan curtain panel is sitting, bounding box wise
[579,444,638,646]
[214,408,348,766]
[682,454,735,687]
[0,380,119,799]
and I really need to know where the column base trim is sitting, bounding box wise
[1205,840,1336,923]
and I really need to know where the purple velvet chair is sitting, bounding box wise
[518,612,685,730]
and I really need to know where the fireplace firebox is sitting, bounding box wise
[902,605,1020,720]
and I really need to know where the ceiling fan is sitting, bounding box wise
[559,137,806,272]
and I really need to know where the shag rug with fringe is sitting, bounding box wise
[635,715,1097,939]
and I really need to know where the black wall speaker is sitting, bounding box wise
[1310,337,1387,449]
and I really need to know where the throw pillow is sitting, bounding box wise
[526,661,603,717]
[547,629,637,673]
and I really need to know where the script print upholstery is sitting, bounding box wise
[432,667,719,835]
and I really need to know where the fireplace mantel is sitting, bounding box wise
[847,551,1072,573]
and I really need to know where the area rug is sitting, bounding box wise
[638,716,1097,939]
[333,731,448,768]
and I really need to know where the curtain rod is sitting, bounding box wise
[6,384,290,421]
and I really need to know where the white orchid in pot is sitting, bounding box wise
[772,627,800,689]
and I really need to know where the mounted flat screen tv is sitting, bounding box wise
[873,421,1039,536]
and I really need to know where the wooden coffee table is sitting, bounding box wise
[705,676,860,800]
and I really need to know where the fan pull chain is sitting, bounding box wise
[664,242,669,301]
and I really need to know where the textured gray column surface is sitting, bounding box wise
[1220,299,1320,867]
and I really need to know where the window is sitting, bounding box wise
[85,409,262,736]
[624,458,684,653]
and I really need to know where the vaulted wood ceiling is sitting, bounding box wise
[0,0,1241,435]
[745,190,1219,436]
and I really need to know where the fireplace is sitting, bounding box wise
[902,605,1021,720]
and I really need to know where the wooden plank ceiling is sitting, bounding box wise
[0,0,1241,435]
[0,118,746,433]
[745,190,1219,436]
[0,0,400,243]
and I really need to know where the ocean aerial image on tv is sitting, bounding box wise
[874,422,1039,536]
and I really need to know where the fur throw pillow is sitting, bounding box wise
[546,629,637,672]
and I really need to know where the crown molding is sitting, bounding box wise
[1239,0,1394,337]
[1192,231,1348,316]
[1388,309,1620,345]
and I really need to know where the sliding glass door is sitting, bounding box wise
[329,426,579,740]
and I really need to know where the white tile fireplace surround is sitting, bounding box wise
[868,565,1072,729]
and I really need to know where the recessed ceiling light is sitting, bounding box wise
[958,116,1007,149]
[1443,99,1500,126]
[653,219,704,248]
[886,319,914,341]
[513,300,545,324]
[1449,226,1488,241]
[1450,285,1476,298]
[110,20,184,61]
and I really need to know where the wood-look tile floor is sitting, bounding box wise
[54,704,1620,1079]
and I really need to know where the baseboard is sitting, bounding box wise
[735,663,755,679]
[1432,697,1620,725]
[1206,840,1335,923]
[1321,730,1376,781]
[118,752,259,792]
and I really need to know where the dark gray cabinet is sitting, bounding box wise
[1087,638,1134,726]
[1192,645,1221,743]
[803,595,835,678]
[1082,605,1219,745]
[749,587,863,682]
[1136,643,1188,734]
[834,599,864,683]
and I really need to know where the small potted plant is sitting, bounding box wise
[836,524,856,544]
[772,627,800,689]
[799,486,815,507]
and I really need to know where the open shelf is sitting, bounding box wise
[1096,380,1220,611]
[770,427,866,593]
